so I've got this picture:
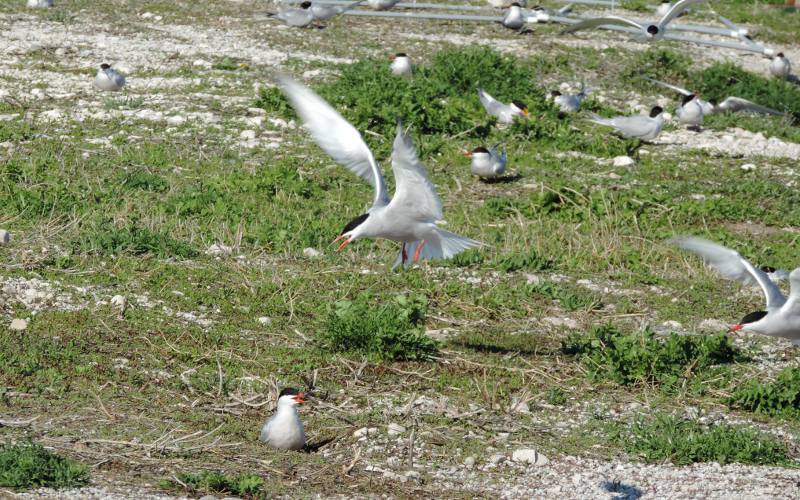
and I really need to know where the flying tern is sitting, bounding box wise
[390,53,412,78]
[94,64,126,92]
[310,0,362,22]
[670,236,800,345]
[276,75,482,269]
[675,92,704,129]
[587,106,664,141]
[465,145,506,179]
[549,82,588,114]
[260,388,307,450]
[769,52,792,80]
[646,78,787,117]
[269,1,315,27]
[478,88,529,125]
[562,0,705,42]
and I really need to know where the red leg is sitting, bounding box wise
[413,240,426,262]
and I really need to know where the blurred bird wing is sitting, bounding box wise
[561,16,643,34]
[388,122,443,222]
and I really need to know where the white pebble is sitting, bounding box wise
[612,156,635,167]
[512,448,549,466]
[9,318,28,331]
[0,229,10,245]
[303,247,322,258]
[257,316,272,326]
[387,423,406,436]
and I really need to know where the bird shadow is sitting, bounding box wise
[303,436,337,453]
[479,173,521,184]
[602,480,644,500]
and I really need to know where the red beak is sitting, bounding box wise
[463,151,473,157]
[389,55,396,61]
[729,324,743,332]
[294,392,307,404]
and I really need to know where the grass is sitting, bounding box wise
[159,470,265,498]
[0,442,89,490]
[729,368,800,419]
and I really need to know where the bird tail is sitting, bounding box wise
[342,0,363,12]
[586,112,610,126]
[392,229,482,270]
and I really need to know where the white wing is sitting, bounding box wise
[387,122,443,222]
[646,77,692,96]
[275,74,389,207]
[561,16,644,34]
[669,235,786,309]
[717,97,785,116]
[784,268,800,315]
[658,0,705,28]
[478,88,508,118]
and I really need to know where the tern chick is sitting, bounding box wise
[260,388,307,450]
[94,64,126,92]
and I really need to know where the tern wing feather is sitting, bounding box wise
[275,74,389,207]
[388,122,443,222]
[718,97,785,116]
[659,0,705,27]
[783,268,800,315]
[478,88,508,118]
[669,235,786,309]
[561,16,644,34]
[646,77,692,96]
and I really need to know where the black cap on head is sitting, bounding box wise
[649,106,664,118]
[300,1,312,8]
[395,52,407,57]
[279,387,300,398]
[740,310,768,325]
[646,25,659,35]
[680,93,696,106]
[777,52,784,57]
[340,213,369,235]
[100,63,111,70]
[472,146,489,154]
[550,90,562,97]
[510,2,521,6]
[512,99,527,110]
[760,266,777,273]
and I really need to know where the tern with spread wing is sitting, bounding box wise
[670,236,800,345]
[562,0,705,41]
[276,75,481,269]
[587,106,664,141]
[478,88,529,125]
[646,78,787,117]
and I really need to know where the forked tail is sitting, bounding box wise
[392,228,482,270]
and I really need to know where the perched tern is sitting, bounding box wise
[587,106,664,141]
[562,0,705,42]
[465,145,506,179]
[670,236,800,345]
[260,388,307,450]
[769,52,792,80]
[501,3,526,31]
[366,0,402,10]
[646,78,787,117]
[675,92,704,129]
[269,1,315,27]
[310,0,362,21]
[94,64,126,92]
[549,82,588,114]
[390,53,412,78]
[27,0,54,7]
[276,75,482,269]
[478,88,529,125]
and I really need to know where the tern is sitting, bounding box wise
[27,0,54,7]
[562,0,705,42]
[260,388,307,450]
[310,0,362,22]
[478,88,529,125]
[366,0,402,10]
[501,3,526,31]
[390,53,412,78]
[94,64,126,92]
[549,81,588,114]
[670,236,800,345]
[646,78,787,117]
[269,1,315,27]
[769,52,792,80]
[675,92,704,129]
[587,106,664,141]
[276,75,482,269]
[465,145,506,179]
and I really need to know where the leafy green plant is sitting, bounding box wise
[494,248,553,273]
[529,282,600,312]
[318,293,437,361]
[562,325,742,387]
[160,470,264,498]
[70,218,197,258]
[545,387,568,406]
[607,413,793,466]
[623,48,692,91]
[729,368,800,419]
[0,442,89,490]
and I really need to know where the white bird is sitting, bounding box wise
[655,1,672,17]
[27,0,54,7]
[310,0,362,21]
[93,64,126,92]
[501,3,526,31]
[269,1,315,27]
[562,0,705,42]
[587,106,664,141]
[646,78,787,117]
[389,53,412,78]
[769,52,792,80]
[276,75,481,269]
[478,88,529,125]
[549,82,588,114]
[675,92,704,128]
[366,0,401,10]
[670,236,800,345]
[260,388,307,450]
[465,145,506,179]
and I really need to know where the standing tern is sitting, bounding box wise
[675,92,704,129]
[310,0,362,22]
[260,388,307,450]
[549,82,588,114]
[366,0,402,10]
[501,3,526,31]
[276,75,482,269]
[646,77,787,117]
[465,145,506,179]
[478,88,529,125]
[269,1,315,27]
[586,106,664,141]
[94,64,126,92]
[670,236,800,345]
[562,0,705,42]
[390,53,412,78]
[769,52,792,80]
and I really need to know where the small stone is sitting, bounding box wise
[198,496,217,500]
[9,318,28,331]
[525,273,541,285]
[612,155,635,167]
[193,59,212,68]
[353,427,378,438]
[206,243,233,256]
[464,456,476,467]
[239,130,257,140]
[662,320,682,330]
[740,163,756,171]
[488,453,506,465]
[512,448,549,466]
[257,316,272,326]
[387,423,405,436]
[698,318,728,332]
[0,229,11,245]
[303,247,322,258]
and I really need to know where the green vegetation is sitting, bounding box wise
[729,368,800,419]
[0,442,89,490]
[160,470,265,498]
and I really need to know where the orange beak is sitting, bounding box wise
[294,392,307,404]
[729,324,743,332]
[463,150,473,157]
[389,54,396,61]
[333,234,352,252]
[521,108,530,117]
